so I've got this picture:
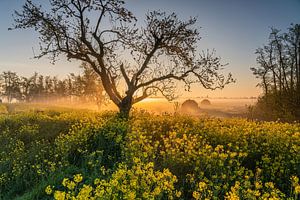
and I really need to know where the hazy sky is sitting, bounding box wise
[0,0,299,98]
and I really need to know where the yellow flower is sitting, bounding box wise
[295,185,300,194]
[77,184,93,198]
[142,192,149,199]
[175,190,182,197]
[74,174,83,183]
[67,181,76,190]
[153,187,161,195]
[62,178,69,187]
[111,179,118,187]
[254,190,261,197]
[53,191,66,200]
[45,185,53,195]
[127,191,136,199]
[225,190,240,200]
[291,176,299,187]
[198,181,207,191]
[255,181,262,189]
[265,182,274,189]
[193,191,200,199]
[94,178,100,185]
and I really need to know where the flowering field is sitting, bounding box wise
[0,109,299,199]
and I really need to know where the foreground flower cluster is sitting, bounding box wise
[0,109,299,199]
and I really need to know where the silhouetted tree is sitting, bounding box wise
[12,0,234,117]
[0,70,105,106]
[44,75,54,98]
[0,71,21,102]
[20,76,33,101]
[250,24,300,121]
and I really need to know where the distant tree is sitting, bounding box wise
[28,72,41,101]
[12,0,234,117]
[0,69,105,106]
[250,24,300,121]
[0,71,21,102]
[56,79,66,98]
[80,64,106,109]
[68,64,106,109]
[44,75,54,97]
[20,76,33,101]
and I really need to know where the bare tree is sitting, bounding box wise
[252,24,300,95]
[12,0,234,117]
[251,24,300,120]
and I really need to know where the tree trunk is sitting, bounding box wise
[118,95,133,118]
[290,60,294,91]
[262,73,268,95]
[297,41,300,92]
[272,70,277,91]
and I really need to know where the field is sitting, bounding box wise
[134,98,257,117]
[98,98,256,119]
[0,104,299,199]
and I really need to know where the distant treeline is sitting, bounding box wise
[250,24,300,121]
[0,67,105,108]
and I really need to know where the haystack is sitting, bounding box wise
[181,99,199,113]
[201,99,211,105]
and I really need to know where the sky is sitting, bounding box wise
[0,0,299,98]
